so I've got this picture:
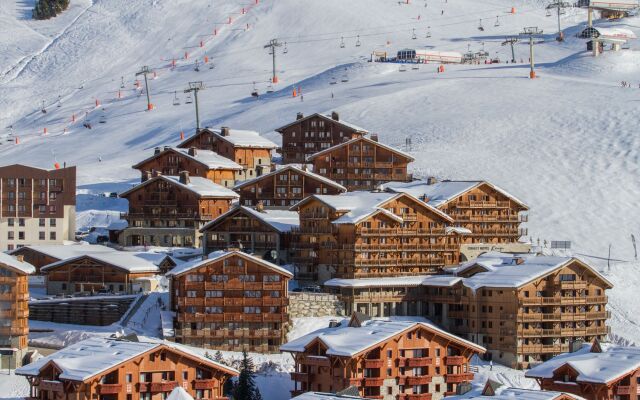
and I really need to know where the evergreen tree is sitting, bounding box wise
[214,350,226,365]
[32,0,70,20]
[204,351,213,360]
[232,350,259,400]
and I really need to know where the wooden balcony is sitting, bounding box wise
[149,381,178,392]
[357,228,447,236]
[455,201,511,208]
[290,372,311,383]
[398,357,433,367]
[364,377,384,386]
[299,355,330,367]
[444,356,465,366]
[445,373,474,383]
[616,386,631,395]
[39,380,64,393]
[364,359,385,368]
[406,376,432,385]
[559,281,587,290]
[193,380,219,390]
[519,311,610,322]
[519,344,569,354]
[97,384,122,394]
[519,296,607,306]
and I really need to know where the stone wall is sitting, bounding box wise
[288,292,345,318]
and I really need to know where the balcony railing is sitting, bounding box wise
[398,357,433,367]
[364,359,384,368]
[193,380,219,390]
[97,384,122,394]
[519,344,569,354]
[405,376,432,385]
[444,356,465,366]
[299,355,331,366]
[363,377,384,387]
[444,373,474,383]
[455,201,511,208]
[290,372,311,383]
[149,381,178,392]
[520,296,607,306]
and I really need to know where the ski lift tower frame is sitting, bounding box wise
[136,66,154,111]
[501,36,518,63]
[519,27,543,79]
[184,81,205,131]
[546,1,572,41]
[264,39,283,84]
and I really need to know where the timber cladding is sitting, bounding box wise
[0,263,30,350]
[169,252,292,353]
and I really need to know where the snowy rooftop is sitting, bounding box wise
[0,252,35,275]
[15,337,237,382]
[234,164,347,192]
[120,175,239,198]
[208,128,278,149]
[133,147,243,170]
[465,387,579,400]
[294,191,452,224]
[526,345,640,384]
[41,249,160,274]
[275,112,369,134]
[306,136,414,162]
[280,318,485,356]
[291,393,367,400]
[325,275,462,288]
[201,205,299,233]
[382,180,528,209]
[166,250,293,278]
[10,243,114,261]
[167,387,194,400]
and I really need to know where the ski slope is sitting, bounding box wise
[1,0,640,344]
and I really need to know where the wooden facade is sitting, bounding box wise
[292,192,462,282]
[42,255,158,296]
[327,257,612,370]
[283,317,484,400]
[275,112,368,164]
[308,136,414,191]
[200,205,298,265]
[0,255,32,352]
[119,173,238,248]
[132,147,241,188]
[169,251,292,353]
[17,338,238,400]
[234,165,346,208]
[0,164,76,251]
[9,247,61,274]
[177,128,276,182]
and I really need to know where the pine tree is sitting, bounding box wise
[204,351,213,360]
[232,350,258,400]
[214,350,226,365]
[32,0,70,20]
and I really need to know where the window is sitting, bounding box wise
[18,232,25,240]
[18,218,25,227]
[205,291,223,298]
[39,218,46,227]
[126,374,132,383]
[49,218,56,227]
[7,218,14,227]
[205,306,222,314]
[7,232,14,240]
[39,232,45,240]
[50,232,56,240]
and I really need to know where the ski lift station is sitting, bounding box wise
[580,27,637,55]
[396,48,463,63]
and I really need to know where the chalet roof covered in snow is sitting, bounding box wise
[325,275,462,288]
[200,205,299,233]
[280,318,485,356]
[166,250,293,278]
[209,128,278,149]
[0,252,35,275]
[15,337,238,382]
[9,243,114,261]
[291,393,368,400]
[167,387,195,400]
[119,175,239,199]
[292,191,453,224]
[469,387,580,400]
[382,180,528,209]
[41,250,160,274]
[306,135,414,162]
[274,112,369,134]
[132,147,243,170]
[233,164,347,192]
[526,345,640,384]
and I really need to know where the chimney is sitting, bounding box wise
[296,112,304,120]
[179,171,190,185]
[427,176,438,185]
[15,255,24,262]
[188,147,197,157]
[370,133,379,142]
[163,146,171,152]
[142,171,152,182]
[154,147,161,155]
[256,201,265,212]
[221,126,230,136]
[331,111,339,121]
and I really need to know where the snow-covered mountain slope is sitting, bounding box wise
[1,0,640,341]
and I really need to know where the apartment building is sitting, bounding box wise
[234,165,346,208]
[383,179,530,259]
[325,253,612,369]
[167,250,292,353]
[291,191,464,282]
[526,341,640,400]
[132,146,243,187]
[0,253,34,369]
[178,127,277,181]
[16,336,238,400]
[275,111,368,164]
[0,164,76,251]
[200,204,299,265]
[307,135,414,191]
[119,172,239,247]
[281,316,485,400]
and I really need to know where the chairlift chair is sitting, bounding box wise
[120,77,125,89]
[495,16,500,27]
[209,62,215,70]
[185,93,193,104]
[560,8,567,14]
[173,91,181,106]
[340,36,345,48]
[330,76,338,85]
[266,84,274,93]
[399,64,407,72]
[546,9,552,16]
[283,42,288,54]
[412,28,417,39]
[194,60,200,72]
[356,35,361,47]
[412,63,420,70]
[478,19,484,31]
[99,114,107,124]
[426,26,432,38]
[341,74,349,82]
[251,82,259,97]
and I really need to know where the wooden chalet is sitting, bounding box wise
[177,127,277,182]
[384,179,530,258]
[16,336,238,400]
[291,191,464,282]
[281,315,485,399]
[307,135,414,191]
[275,111,369,164]
[200,204,299,265]
[167,250,292,353]
[326,254,613,370]
[0,253,34,369]
[132,147,243,188]
[527,341,640,400]
[9,244,114,274]
[41,250,159,295]
[234,165,346,208]
[119,172,239,248]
